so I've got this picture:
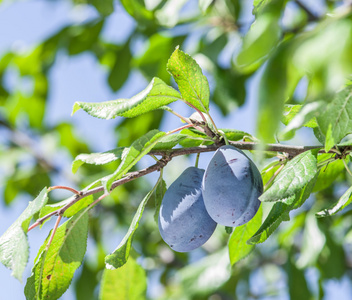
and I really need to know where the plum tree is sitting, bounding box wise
[202,145,263,227]
[158,167,217,252]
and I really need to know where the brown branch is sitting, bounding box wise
[28,141,346,232]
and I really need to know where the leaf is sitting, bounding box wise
[24,211,89,300]
[178,128,213,147]
[297,212,326,268]
[105,173,163,269]
[281,104,318,128]
[249,174,318,244]
[72,77,181,119]
[71,148,124,173]
[220,128,252,141]
[108,41,132,91]
[228,205,263,265]
[313,155,345,193]
[0,187,48,281]
[199,0,214,13]
[178,248,231,296]
[287,255,313,300]
[260,150,317,202]
[317,85,352,151]
[152,133,187,150]
[167,47,210,113]
[100,256,147,300]
[155,0,188,27]
[153,178,167,223]
[39,195,94,222]
[257,41,301,142]
[316,186,352,217]
[279,102,322,140]
[236,0,282,72]
[103,130,166,191]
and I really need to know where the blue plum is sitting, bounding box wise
[202,145,263,227]
[158,167,217,252]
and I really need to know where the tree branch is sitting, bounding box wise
[28,141,348,232]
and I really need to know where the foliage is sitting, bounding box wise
[1,0,352,299]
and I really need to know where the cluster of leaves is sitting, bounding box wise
[1,0,352,299]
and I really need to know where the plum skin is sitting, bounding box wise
[202,145,263,227]
[158,167,217,252]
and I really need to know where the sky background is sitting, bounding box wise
[0,0,351,299]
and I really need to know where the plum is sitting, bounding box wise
[202,145,263,227]
[158,167,217,252]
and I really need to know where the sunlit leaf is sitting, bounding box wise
[71,148,124,173]
[317,85,352,151]
[236,0,282,72]
[72,77,181,119]
[280,102,322,139]
[178,248,231,296]
[260,150,317,202]
[100,256,147,300]
[152,133,187,150]
[167,47,210,113]
[316,186,352,217]
[24,211,88,300]
[0,187,48,281]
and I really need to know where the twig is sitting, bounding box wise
[28,142,344,232]
[48,186,81,195]
[45,215,62,251]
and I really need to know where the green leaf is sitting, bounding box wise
[236,0,282,72]
[39,195,94,222]
[153,178,167,223]
[24,211,89,300]
[316,186,352,217]
[228,205,263,265]
[105,173,163,269]
[220,128,252,141]
[287,255,313,300]
[72,77,181,119]
[313,155,345,193]
[100,256,147,300]
[108,41,132,91]
[105,192,153,269]
[103,130,166,192]
[257,41,301,142]
[317,85,352,151]
[199,0,214,13]
[281,104,318,128]
[178,128,213,147]
[152,133,187,150]
[167,47,210,113]
[247,202,290,245]
[280,102,322,140]
[0,187,48,281]
[178,248,231,296]
[297,212,326,268]
[249,174,318,244]
[260,150,317,202]
[71,148,124,173]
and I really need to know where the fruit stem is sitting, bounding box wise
[218,130,229,145]
[195,153,200,168]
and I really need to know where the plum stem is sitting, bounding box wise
[195,153,200,168]
[218,130,229,145]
